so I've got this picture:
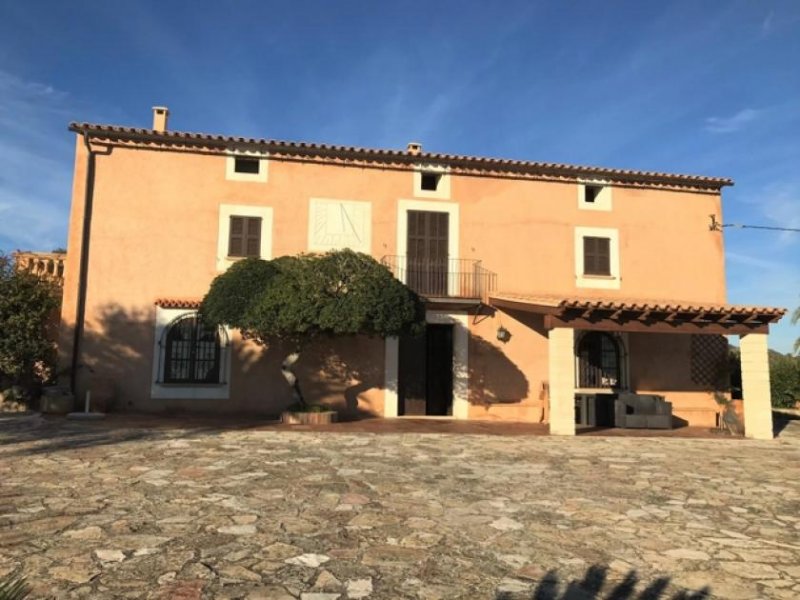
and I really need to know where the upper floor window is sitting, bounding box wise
[160,314,226,385]
[413,164,450,199]
[228,216,262,258]
[578,181,612,211]
[234,157,260,175]
[216,204,273,271]
[583,236,611,276]
[225,150,268,182]
[574,226,620,289]
[420,172,442,192]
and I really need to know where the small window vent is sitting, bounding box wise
[234,157,260,174]
[420,172,441,191]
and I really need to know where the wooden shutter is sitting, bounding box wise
[244,217,261,257]
[583,236,610,275]
[407,211,449,295]
[228,216,262,257]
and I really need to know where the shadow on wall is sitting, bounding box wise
[501,564,709,600]
[235,333,387,419]
[64,304,530,419]
[469,331,530,408]
[61,303,155,413]
[65,303,390,418]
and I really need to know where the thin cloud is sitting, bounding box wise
[704,108,762,133]
[759,183,800,245]
[726,251,781,271]
[0,70,74,252]
[761,10,774,36]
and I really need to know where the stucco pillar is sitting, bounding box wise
[739,333,773,440]
[548,327,576,435]
[383,337,399,418]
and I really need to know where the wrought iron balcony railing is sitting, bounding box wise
[381,256,497,302]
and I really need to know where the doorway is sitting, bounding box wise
[398,324,454,416]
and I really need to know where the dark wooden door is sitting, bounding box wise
[398,331,427,416]
[425,325,454,416]
[407,210,449,296]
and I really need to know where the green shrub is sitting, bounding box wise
[201,250,424,408]
[0,253,60,396]
[769,352,800,408]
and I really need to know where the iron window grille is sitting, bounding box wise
[577,331,622,388]
[157,314,229,385]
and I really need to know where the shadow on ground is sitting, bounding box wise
[500,565,709,600]
[0,413,277,457]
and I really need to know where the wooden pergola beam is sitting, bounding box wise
[543,314,769,335]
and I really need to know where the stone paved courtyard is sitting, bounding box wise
[1,415,799,599]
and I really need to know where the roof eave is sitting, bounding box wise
[68,122,734,189]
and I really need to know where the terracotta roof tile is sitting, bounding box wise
[154,298,202,309]
[490,292,786,322]
[69,122,733,190]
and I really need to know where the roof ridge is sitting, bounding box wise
[68,122,734,188]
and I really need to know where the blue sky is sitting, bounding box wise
[0,1,798,351]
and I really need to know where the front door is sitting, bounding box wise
[425,324,454,415]
[407,210,449,296]
[398,324,454,416]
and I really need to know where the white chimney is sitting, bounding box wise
[407,142,422,156]
[152,106,169,132]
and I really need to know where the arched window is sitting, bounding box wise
[577,332,622,389]
[160,314,226,384]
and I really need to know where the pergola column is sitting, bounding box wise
[548,327,576,436]
[739,332,773,440]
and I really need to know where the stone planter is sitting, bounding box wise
[40,386,74,414]
[282,410,338,425]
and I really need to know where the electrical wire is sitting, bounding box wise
[722,224,800,232]
[708,214,800,233]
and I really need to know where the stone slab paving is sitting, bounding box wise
[1,414,799,599]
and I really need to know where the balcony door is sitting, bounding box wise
[407,210,449,297]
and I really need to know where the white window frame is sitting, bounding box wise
[413,163,451,199]
[396,199,460,295]
[577,180,612,212]
[150,307,232,400]
[216,204,273,271]
[574,226,620,289]
[225,148,269,183]
[383,310,469,420]
[307,198,372,253]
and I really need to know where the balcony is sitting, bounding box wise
[381,256,497,303]
[13,251,66,285]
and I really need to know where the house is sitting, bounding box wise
[58,107,785,437]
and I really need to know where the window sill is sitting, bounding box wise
[581,274,616,280]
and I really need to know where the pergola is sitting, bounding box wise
[489,293,786,439]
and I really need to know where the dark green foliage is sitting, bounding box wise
[201,250,424,345]
[0,575,31,600]
[729,346,800,408]
[769,352,800,408]
[0,254,60,391]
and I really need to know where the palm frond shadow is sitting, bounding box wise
[499,565,710,600]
